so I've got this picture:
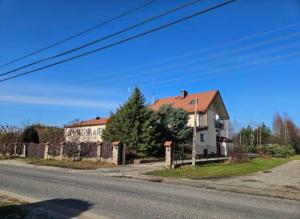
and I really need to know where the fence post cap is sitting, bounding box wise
[45,142,51,145]
[164,141,172,147]
[112,141,121,146]
[96,141,103,145]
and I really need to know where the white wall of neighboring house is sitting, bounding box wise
[187,103,230,156]
[65,124,105,143]
[220,142,234,156]
[190,105,218,155]
[187,113,207,127]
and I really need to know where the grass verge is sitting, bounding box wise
[27,159,115,170]
[148,156,300,179]
[0,195,29,219]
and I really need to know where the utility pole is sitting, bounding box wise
[256,128,259,147]
[192,98,198,166]
[259,125,262,146]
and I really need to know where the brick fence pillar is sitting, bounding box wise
[112,141,120,165]
[13,143,17,156]
[21,144,26,158]
[4,143,8,156]
[60,142,65,160]
[164,141,173,169]
[122,144,126,165]
[44,142,50,159]
[96,141,102,161]
[77,142,82,160]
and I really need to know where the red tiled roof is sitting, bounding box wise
[151,90,218,113]
[65,117,108,128]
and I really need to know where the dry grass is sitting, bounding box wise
[27,159,115,170]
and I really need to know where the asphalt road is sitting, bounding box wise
[0,163,299,219]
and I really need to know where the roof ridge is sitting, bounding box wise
[155,90,218,101]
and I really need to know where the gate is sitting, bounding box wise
[173,144,191,166]
[101,142,113,159]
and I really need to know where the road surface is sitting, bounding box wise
[0,163,299,219]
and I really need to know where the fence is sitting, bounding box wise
[0,141,126,165]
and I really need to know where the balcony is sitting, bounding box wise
[215,120,224,130]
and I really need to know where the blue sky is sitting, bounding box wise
[0,0,300,129]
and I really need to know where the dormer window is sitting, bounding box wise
[189,100,196,105]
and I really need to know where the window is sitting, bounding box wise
[200,133,205,142]
[97,128,102,135]
[189,99,196,105]
[86,128,91,136]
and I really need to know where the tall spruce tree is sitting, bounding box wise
[158,104,191,147]
[102,87,161,156]
[140,109,161,156]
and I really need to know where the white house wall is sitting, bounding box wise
[190,103,224,155]
[65,124,106,142]
[188,113,207,127]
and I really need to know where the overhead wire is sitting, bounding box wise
[0,0,238,83]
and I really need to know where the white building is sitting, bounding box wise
[151,90,233,157]
[64,117,107,143]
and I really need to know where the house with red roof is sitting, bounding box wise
[64,117,108,143]
[64,89,233,156]
[151,90,233,157]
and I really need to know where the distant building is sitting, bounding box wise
[151,90,233,157]
[64,117,108,143]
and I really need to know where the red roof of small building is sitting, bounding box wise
[151,90,219,113]
[65,117,108,128]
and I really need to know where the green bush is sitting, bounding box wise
[260,144,295,158]
[22,126,39,143]
[246,145,257,153]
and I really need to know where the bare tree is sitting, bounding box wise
[65,119,83,144]
[0,125,23,156]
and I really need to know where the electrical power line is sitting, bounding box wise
[0,0,204,77]
[0,0,158,69]
[70,22,300,85]
[96,49,300,90]
[91,31,300,84]
[0,0,238,83]
[155,50,300,85]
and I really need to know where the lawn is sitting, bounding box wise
[148,156,300,179]
[0,195,28,219]
[27,159,115,170]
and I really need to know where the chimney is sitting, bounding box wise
[180,90,188,99]
[96,116,101,120]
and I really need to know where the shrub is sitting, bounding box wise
[259,144,295,158]
[246,145,257,153]
[22,126,39,143]
[228,146,249,163]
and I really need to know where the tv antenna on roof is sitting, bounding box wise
[152,79,155,104]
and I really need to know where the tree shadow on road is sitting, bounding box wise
[0,198,94,219]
